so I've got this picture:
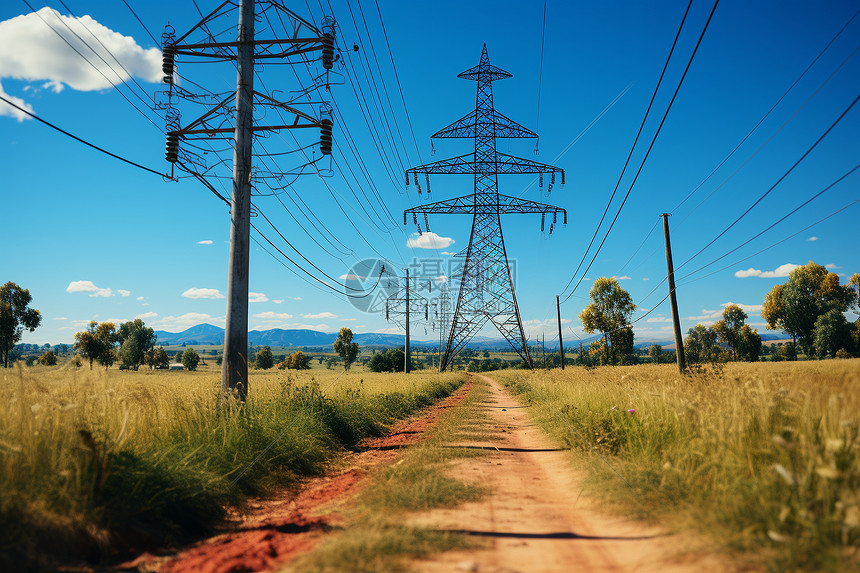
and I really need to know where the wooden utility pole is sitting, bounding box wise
[222,0,255,401]
[405,269,410,374]
[662,213,686,374]
[556,295,565,369]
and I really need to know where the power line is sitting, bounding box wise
[1,94,167,177]
[560,0,721,304]
[557,0,695,299]
[121,0,160,46]
[534,0,547,153]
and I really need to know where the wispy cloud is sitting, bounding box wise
[825,263,841,269]
[339,273,366,280]
[197,240,213,245]
[807,236,819,241]
[66,280,112,297]
[406,232,455,249]
[152,313,223,331]
[441,251,457,256]
[118,289,131,297]
[272,299,284,304]
[135,311,157,320]
[302,311,337,319]
[612,275,632,281]
[735,263,799,278]
[249,292,268,303]
[181,287,224,299]
[52,317,67,321]
[253,311,293,320]
[136,296,145,301]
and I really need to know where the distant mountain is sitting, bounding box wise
[154,323,224,345]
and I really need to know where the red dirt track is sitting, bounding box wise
[144,379,474,573]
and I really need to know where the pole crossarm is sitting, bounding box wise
[431,109,537,139]
[404,194,567,220]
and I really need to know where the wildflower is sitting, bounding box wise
[627,408,636,414]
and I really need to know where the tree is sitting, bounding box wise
[579,277,636,365]
[0,282,42,368]
[649,344,663,364]
[288,350,310,370]
[254,346,274,369]
[713,304,748,360]
[39,350,57,366]
[117,319,156,370]
[684,324,719,363]
[762,261,856,354]
[736,324,762,362]
[181,347,200,371]
[812,309,853,358]
[368,348,407,372]
[145,346,169,369]
[74,321,117,370]
[333,327,359,370]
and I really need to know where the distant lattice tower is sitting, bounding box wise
[405,45,567,370]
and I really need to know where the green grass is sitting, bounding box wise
[492,360,860,572]
[286,377,492,572]
[0,365,465,570]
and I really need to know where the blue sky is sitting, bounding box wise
[1,0,858,346]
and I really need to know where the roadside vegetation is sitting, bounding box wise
[493,360,860,572]
[0,366,465,571]
[287,377,491,573]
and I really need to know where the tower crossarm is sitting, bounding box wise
[406,153,564,182]
[494,153,565,181]
[431,110,537,139]
[404,194,567,222]
[405,153,475,180]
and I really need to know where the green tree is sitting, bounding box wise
[181,347,200,371]
[762,261,856,354]
[74,321,117,370]
[117,319,156,370]
[579,277,636,365]
[39,350,57,366]
[713,304,748,360]
[254,346,274,369]
[145,346,169,369]
[684,324,719,363]
[333,327,359,370]
[649,344,663,364]
[0,282,42,368]
[812,309,853,358]
[736,324,762,362]
[288,350,310,370]
[368,348,407,372]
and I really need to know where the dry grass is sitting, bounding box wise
[492,360,860,571]
[0,364,464,570]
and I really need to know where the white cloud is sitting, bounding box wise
[302,311,337,319]
[136,296,144,300]
[406,232,455,249]
[734,263,799,278]
[0,8,161,118]
[272,299,284,304]
[66,280,112,297]
[152,313,223,331]
[252,311,293,320]
[612,275,632,281]
[181,287,224,299]
[249,292,268,303]
[807,236,819,241]
[825,263,841,269]
[0,80,33,120]
[642,277,650,281]
[135,311,157,320]
[686,302,763,321]
[197,240,213,245]
[52,317,67,321]
[339,273,366,280]
[434,275,448,284]
[723,302,763,314]
[646,316,671,323]
[341,317,357,321]
[118,289,130,297]
[441,251,457,256]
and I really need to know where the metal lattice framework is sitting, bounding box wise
[405,45,566,370]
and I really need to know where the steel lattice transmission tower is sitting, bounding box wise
[405,45,567,370]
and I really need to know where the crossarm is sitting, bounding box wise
[404,194,567,222]
[406,153,564,184]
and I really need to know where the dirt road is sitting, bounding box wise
[409,375,732,573]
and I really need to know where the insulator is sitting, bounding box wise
[425,305,429,320]
[386,302,389,321]
[551,170,556,185]
[423,213,429,232]
[412,213,418,225]
[406,172,410,186]
[403,213,407,225]
[563,211,568,225]
[549,223,554,235]
[541,213,545,232]
[319,118,333,155]
[322,33,334,70]
[547,183,553,194]
[162,45,176,84]
[428,280,432,293]
[539,173,543,189]
[416,182,422,195]
[353,43,359,52]
[413,172,419,186]
[425,174,431,194]
[165,132,179,163]
[553,210,558,224]
[561,170,566,185]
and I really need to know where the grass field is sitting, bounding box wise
[0,363,465,570]
[493,360,860,571]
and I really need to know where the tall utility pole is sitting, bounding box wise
[223,0,256,401]
[405,269,410,374]
[662,213,686,374]
[161,2,335,400]
[556,295,565,370]
[404,45,567,371]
